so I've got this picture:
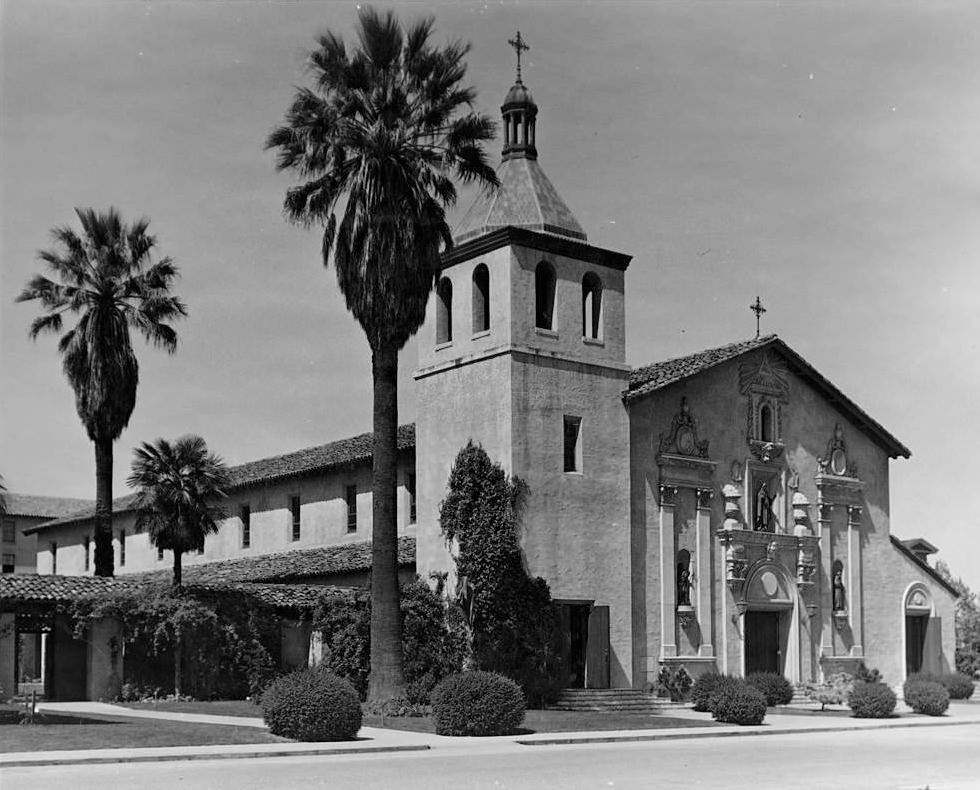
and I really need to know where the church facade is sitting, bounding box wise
[413,72,957,691]
[17,70,957,696]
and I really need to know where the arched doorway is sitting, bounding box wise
[740,562,799,680]
[903,584,934,677]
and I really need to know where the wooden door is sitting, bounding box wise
[585,605,610,689]
[744,611,779,675]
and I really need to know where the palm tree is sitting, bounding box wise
[17,208,186,576]
[266,8,497,700]
[127,435,230,589]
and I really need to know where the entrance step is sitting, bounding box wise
[551,689,688,713]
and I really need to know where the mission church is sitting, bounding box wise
[10,47,956,696]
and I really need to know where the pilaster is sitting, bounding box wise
[659,484,677,658]
[696,488,714,657]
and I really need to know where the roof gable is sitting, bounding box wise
[626,335,910,459]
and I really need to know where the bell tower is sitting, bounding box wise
[414,38,635,687]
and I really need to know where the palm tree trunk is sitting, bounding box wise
[367,343,405,702]
[93,437,114,577]
[172,549,182,590]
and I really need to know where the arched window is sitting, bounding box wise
[760,403,774,442]
[535,261,557,330]
[472,264,490,334]
[436,277,453,344]
[582,272,603,339]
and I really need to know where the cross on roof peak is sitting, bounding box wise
[750,296,767,338]
[508,31,530,83]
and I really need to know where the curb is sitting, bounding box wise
[0,743,430,768]
[517,717,980,746]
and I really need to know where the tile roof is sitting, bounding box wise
[25,424,417,532]
[3,494,94,519]
[627,336,775,402]
[0,573,354,611]
[454,157,587,243]
[626,335,910,459]
[124,535,416,585]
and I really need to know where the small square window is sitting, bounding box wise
[563,416,582,473]
[1,553,14,574]
[290,496,301,542]
[346,485,357,532]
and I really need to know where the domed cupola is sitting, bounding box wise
[501,72,537,161]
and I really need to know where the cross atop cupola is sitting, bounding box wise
[508,31,529,83]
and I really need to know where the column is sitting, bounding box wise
[696,488,714,657]
[659,485,677,658]
[847,505,864,656]
[818,499,834,660]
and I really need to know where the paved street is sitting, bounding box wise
[5,722,978,790]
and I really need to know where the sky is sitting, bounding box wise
[1,1,978,591]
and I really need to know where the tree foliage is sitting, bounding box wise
[440,442,568,706]
[127,435,230,589]
[16,208,186,576]
[935,560,980,676]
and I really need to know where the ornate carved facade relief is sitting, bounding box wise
[817,423,858,478]
[658,397,709,458]
[740,352,790,462]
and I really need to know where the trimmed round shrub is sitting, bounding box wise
[848,681,896,719]
[261,668,362,741]
[746,672,795,706]
[431,671,526,736]
[711,683,768,725]
[691,673,742,713]
[943,673,976,700]
[903,679,949,716]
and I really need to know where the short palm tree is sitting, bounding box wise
[17,208,186,576]
[127,435,230,589]
[266,8,497,700]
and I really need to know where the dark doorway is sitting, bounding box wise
[906,614,927,675]
[564,604,590,688]
[586,605,610,689]
[744,611,780,675]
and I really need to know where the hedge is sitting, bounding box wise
[261,668,361,741]
[903,679,949,716]
[431,671,526,736]
[690,673,742,713]
[745,672,795,706]
[710,683,768,725]
[848,681,896,718]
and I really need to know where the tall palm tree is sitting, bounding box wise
[127,435,230,589]
[17,208,186,576]
[266,8,497,700]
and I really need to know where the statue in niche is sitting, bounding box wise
[677,564,692,606]
[754,482,774,532]
[833,571,846,611]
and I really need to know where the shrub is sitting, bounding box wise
[431,671,526,736]
[690,673,742,713]
[261,668,361,741]
[942,672,976,700]
[848,681,896,718]
[903,679,949,716]
[745,672,795,707]
[856,663,883,684]
[657,666,694,702]
[711,683,767,725]
[955,648,980,679]
[803,672,854,710]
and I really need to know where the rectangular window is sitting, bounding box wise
[1,553,14,574]
[241,504,251,548]
[563,415,582,472]
[84,536,90,571]
[51,542,57,574]
[157,545,164,561]
[119,529,126,567]
[346,485,357,532]
[290,496,301,542]
[407,472,417,525]
[2,519,15,543]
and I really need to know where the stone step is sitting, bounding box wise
[551,689,690,713]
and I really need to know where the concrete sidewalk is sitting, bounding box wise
[2,700,978,768]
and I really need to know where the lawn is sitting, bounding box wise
[0,705,287,753]
[121,699,719,734]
